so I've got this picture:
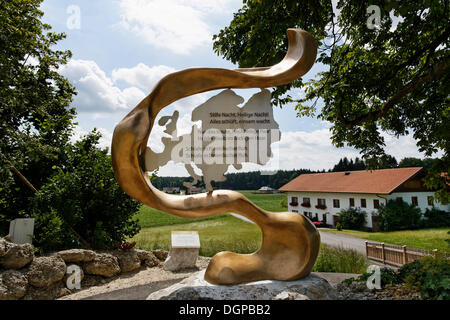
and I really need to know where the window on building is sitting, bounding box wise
[291,197,298,203]
[411,196,418,206]
[349,198,355,207]
[373,199,380,209]
[333,199,340,208]
[361,199,367,208]
[318,199,326,206]
[302,197,310,205]
[292,210,298,213]
[427,196,434,206]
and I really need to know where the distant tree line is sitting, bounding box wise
[152,157,440,191]
[152,169,316,191]
[330,156,440,173]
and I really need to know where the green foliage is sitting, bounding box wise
[422,208,450,228]
[280,197,288,208]
[214,0,450,204]
[398,255,450,300]
[331,157,367,172]
[312,245,369,274]
[336,222,343,231]
[338,207,367,230]
[0,0,141,253]
[399,157,438,169]
[30,132,141,252]
[377,199,423,231]
[342,267,401,287]
[0,0,76,235]
[343,255,450,300]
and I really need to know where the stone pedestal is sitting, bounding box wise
[163,248,199,271]
[163,231,200,272]
[147,270,339,300]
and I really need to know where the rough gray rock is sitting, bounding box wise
[0,242,34,269]
[0,270,28,300]
[136,249,159,267]
[0,238,6,256]
[27,256,66,288]
[152,250,168,261]
[163,248,198,271]
[112,251,141,273]
[23,281,71,300]
[57,249,96,263]
[147,270,338,300]
[83,253,120,277]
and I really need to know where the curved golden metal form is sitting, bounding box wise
[111,29,320,285]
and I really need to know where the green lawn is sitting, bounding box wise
[238,190,287,212]
[134,190,287,228]
[132,190,286,256]
[319,228,450,253]
[132,214,262,257]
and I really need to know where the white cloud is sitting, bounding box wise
[111,64,175,91]
[60,59,146,114]
[117,0,234,54]
[60,60,182,115]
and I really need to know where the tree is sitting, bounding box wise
[337,207,367,230]
[0,1,141,252]
[377,199,423,231]
[399,157,439,169]
[0,0,76,234]
[213,0,449,203]
[30,131,141,252]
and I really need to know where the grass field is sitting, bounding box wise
[134,190,287,228]
[319,228,450,253]
[132,190,284,256]
[132,214,262,257]
[132,190,449,261]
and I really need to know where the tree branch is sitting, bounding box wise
[337,56,450,126]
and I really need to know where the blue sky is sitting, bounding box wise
[40,0,431,176]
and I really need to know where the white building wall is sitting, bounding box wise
[387,192,450,213]
[286,191,449,229]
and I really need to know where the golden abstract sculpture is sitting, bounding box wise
[111,29,320,285]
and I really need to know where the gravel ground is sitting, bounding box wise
[59,256,419,301]
[59,256,211,300]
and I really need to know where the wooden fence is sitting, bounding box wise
[365,241,438,267]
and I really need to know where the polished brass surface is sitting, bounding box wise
[111,29,320,285]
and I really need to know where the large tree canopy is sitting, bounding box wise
[213,0,449,203]
[0,0,140,251]
[0,0,76,221]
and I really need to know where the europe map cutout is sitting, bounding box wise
[144,89,281,192]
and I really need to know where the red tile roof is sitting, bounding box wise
[279,167,423,194]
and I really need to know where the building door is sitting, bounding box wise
[333,215,339,227]
[371,216,379,232]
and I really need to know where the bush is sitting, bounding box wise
[343,267,401,287]
[336,222,343,231]
[398,254,450,300]
[30,132,141,253]
[422,208,450,228]
[312,245,369,274]
[337,207,367,230]
[377,199,422,231]
[280,197,287,208]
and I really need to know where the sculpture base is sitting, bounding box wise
[146,270,338,300]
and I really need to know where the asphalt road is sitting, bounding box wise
[318,231,369,254]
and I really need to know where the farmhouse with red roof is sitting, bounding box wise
[279,167,449,230]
